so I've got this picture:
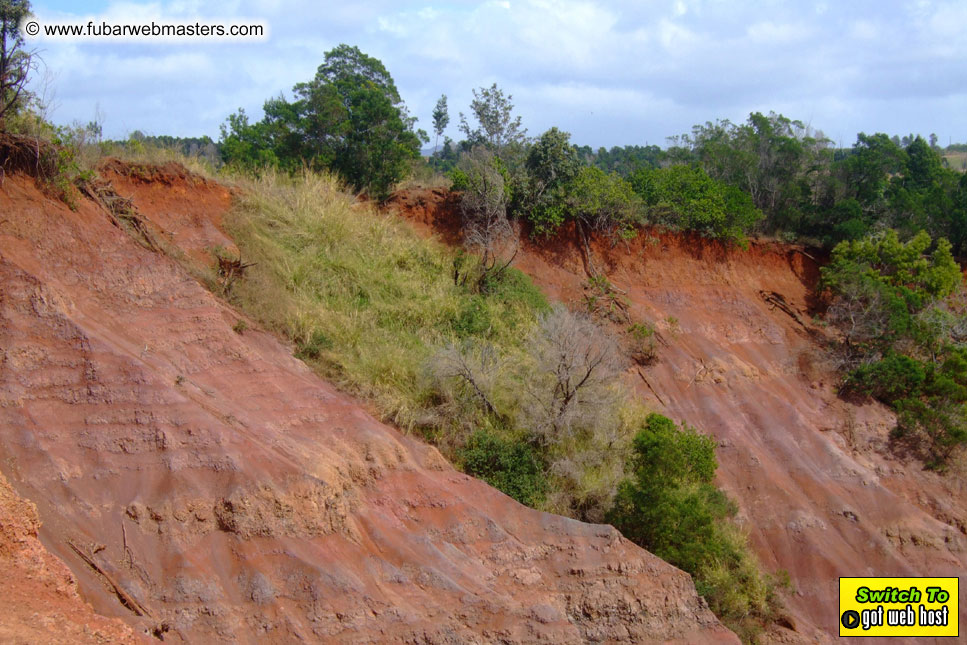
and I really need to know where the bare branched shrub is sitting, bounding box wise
[917,287,967,349]
[426,340,503,419]
[825,278,893,367]
[519,305,624,447]
[543,427,629,523]
[456,147,519,290]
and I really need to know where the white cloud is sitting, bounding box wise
[849,20,878,40]
[746,21,810,44]
[21,0,967,147]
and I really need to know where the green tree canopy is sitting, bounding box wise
[458,83,527,152]
[0,0,33,128]
[220,44,426,200]
[629,164,762,243]
[432,93,449,150]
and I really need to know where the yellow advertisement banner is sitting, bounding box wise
[839,577,959,637]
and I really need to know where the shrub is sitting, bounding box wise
[461,430,547,507]
[627,321,658,365]
[520,127,581,236]
[448,167,469,191]
[822,230,961,361]
[846,353,926,403]
[606,413,778,640]
[629,164,761,243]
[518,305,623,445]
[295,329,332,360]
[893,397,967,471]
[454,147,519,291]
[425,340,502,419]
[823,230,967,469]
[566,166,643,238]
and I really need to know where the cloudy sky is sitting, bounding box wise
[23,0,967,148]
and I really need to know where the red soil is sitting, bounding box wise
[0,470,139,643]
[387,187,967,645]
[0,166,737,643]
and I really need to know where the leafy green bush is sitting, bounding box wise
[822,230,961,358]
[519,127,581,236]
[516,129,642,238]
[629,164,762,243]
[448,167,469,191]
[888,349,967,470]
[607,413,778,640]
[460,430,547,507]
[566,166,643,238]
[846,353,926,403]
[627,321,658,365]
[823,230,960,301]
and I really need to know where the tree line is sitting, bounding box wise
[216,44,967,470]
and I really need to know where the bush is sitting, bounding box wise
[822,230,961,360]
[295,329,332,360]
[846,353,926,403]
[894,397,967,471]
[518,305,623,445]
[889,349,967,469]
[461,430,547,507]
[520,127,581,236]
[454,147,519,291]
[448,167,469,191]
[629,164,762,243]
[627,321,658,365]
[823,230,967,469]
[566,166,643,238]
[823,230,960,302]
[607,413,778,640]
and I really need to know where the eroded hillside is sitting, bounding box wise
[0,154,738,643]
[389,187,967,644]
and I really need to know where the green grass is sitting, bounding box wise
[203,165,781,642]
[943,151,967,172]
[223,169,546,430]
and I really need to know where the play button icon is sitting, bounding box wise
[841,610,860,630]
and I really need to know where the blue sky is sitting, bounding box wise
[23,0,967,148]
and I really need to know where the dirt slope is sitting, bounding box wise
[0,469,139,644]
[388,187,967,644]
[0,165,737,643]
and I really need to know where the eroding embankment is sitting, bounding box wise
[388,186,967,645]
[0,152,737,643]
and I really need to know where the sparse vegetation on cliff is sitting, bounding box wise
[217,163,782,640]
